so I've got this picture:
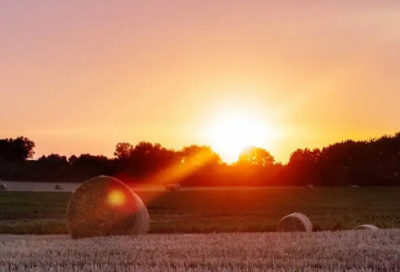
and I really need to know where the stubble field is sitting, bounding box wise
[1,230,399,271]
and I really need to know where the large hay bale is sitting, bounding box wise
[66,175,149,239]
[277,212,313,232]
[166,183,178,191]
[353,224,379,231]
[0,183,6,191]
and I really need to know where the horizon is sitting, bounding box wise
[8,130,400,165]
[2,1,400,163]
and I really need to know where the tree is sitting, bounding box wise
[284,148,321,186]
[36,154,70,181]
[117,142,179,177]
[114,142,133,160]
[180,145,222,166]
[68,155,78,164]
[289,148,320,167]
[238,146,275,167]
[13,137,35,160]
[0,137,35,162]
[70,154,114,180]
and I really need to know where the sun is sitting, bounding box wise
[203,110,277,164]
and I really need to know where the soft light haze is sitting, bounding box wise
[1,1,400,163]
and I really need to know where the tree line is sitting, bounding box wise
[1,133,400,186]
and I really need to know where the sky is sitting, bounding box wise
[1,0,400,163]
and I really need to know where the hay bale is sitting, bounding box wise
[353,224,379,231]
[55,184,63,190]
[277,212,313,232]
[0,182,6,191]
[166,183,178,191]
[66,175,149,239]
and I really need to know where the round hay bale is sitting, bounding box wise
[353,224,379,231]
[66,175,149,239]
[55,184,63,190]
[0,183,7,191]
[166,183,178,191]
[277,212,313,232]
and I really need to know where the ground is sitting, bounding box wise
[1,230,399,271]
[0,187,399,234]
[1,185,399,271]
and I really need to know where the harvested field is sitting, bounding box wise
[0,230,400,271]
[1,187,400,234]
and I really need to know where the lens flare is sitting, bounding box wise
[108,190,126,206]
[202,110,279,163]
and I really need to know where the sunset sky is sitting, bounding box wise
[1,1,400,163]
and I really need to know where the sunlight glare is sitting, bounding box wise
[108,190,126,206]
[204,110,278,163]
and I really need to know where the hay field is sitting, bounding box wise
[1,187,400,234]
[1,230,399,271]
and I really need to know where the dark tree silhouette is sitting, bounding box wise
[68,155,78,164]
[2,132,400,186]
[36,154,69,181]
[114,142,133,160]
[238,146,275,167]
[0,137,35,162]
[284,148,321,186]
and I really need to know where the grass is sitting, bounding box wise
[1,230,400,271]
[1,187,400,234]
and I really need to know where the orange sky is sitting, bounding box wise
[1,1,400,163]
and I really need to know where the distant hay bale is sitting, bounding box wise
[353,224,379,231]
[166,183,179,191]
[66,175,149,239]
[277,213,313,232]
[305,184,314,188]
[0,183,6,191]
[55,184,63,190]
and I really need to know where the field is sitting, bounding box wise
[1,230,400,271]
[1,186,400,271]
[1,187,400,234]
